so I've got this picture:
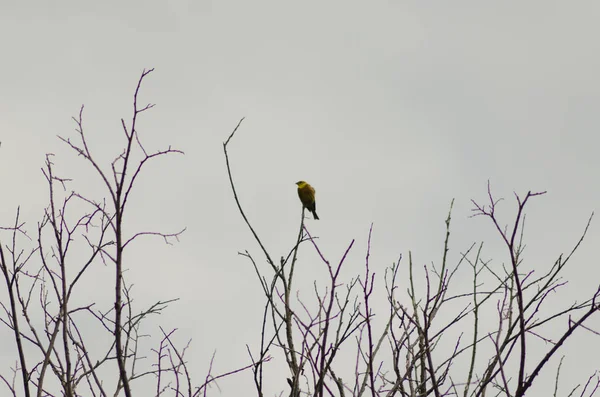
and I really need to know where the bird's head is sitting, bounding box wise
[296,181,307,187]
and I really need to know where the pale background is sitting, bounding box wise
[1,1,599,396]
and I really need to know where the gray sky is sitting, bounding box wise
[1,1,600,396]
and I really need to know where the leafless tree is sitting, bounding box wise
[0,69,251,397]
[224,121,600,397]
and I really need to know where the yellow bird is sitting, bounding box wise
[296,181,320,220]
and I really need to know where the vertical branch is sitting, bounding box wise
[112,70,153,397]
[43,156,75,397]
[471,185,546,397]
[285,209,305,396]
[360,224,376,397]
[406,251,428,395]
[0,209,32,397]
[463,243,483,397]
[510,194,534,397]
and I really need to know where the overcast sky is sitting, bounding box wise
[1,1,600,396]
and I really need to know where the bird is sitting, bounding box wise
[296,181,320,220]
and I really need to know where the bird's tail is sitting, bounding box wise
[312,210,320,220]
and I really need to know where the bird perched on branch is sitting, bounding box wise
[296,181,319,220]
